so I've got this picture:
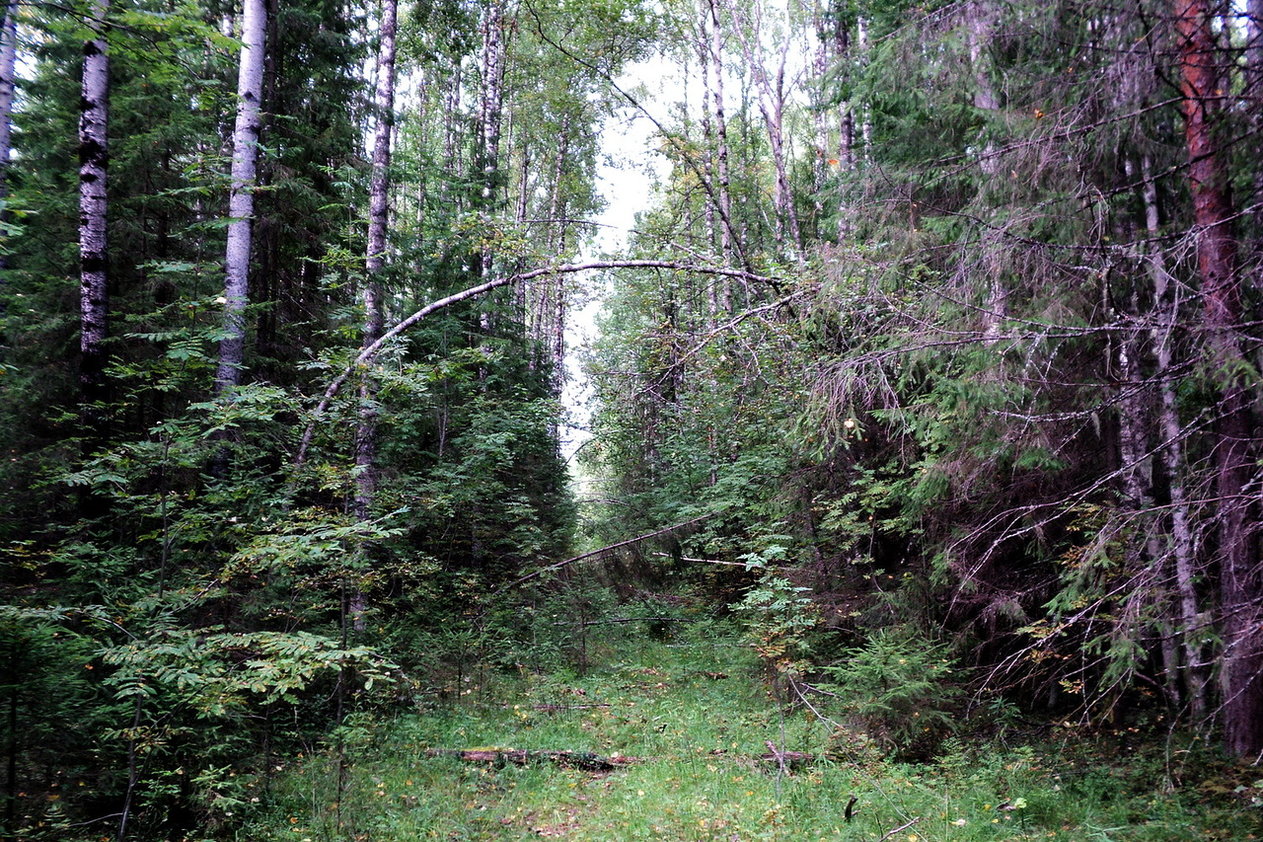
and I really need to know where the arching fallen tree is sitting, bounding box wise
[290,260,786,471]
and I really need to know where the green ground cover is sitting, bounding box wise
[243,621,1262,841]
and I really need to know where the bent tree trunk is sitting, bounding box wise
[216,0,267,394]
[1172,0,1262,757]
[79,0,110,432]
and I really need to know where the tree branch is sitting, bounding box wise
[291,261,782,472]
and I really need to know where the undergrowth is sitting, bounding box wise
[241,618,1263,841]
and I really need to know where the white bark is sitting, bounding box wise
[724,0,801,253]
[1,0,19,280]
[355,0,399,525]
[215,0,267,393]
[79,0,110,410]
[965,0,1006,343]
[1130,154,1207,718]
[0,0,17,190]
[707,0,735,279]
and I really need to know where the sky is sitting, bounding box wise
[558,57,677,464]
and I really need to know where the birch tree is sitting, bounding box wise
[79,0,110,422]
[215,0,267,394]
[0,0,16,193]
[0,0,18,280]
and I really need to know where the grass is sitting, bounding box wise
[240,619,1263,841]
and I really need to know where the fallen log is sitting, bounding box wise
[425,748,637,772]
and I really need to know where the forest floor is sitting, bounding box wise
[244,619,1262,841]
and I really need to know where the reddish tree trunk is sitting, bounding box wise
[1172,0,1262,758]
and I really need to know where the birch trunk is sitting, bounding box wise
[0,0,18,281]
[0,0,16,192]
[965,0,1006,344]
[1129,154,1209,718]
[1172,0,1261,757]
[355,0,398,524]
[79,0,110,421]
[476,0,507,364]
[707,0,736,282]
[724,0,800,253]
[215,0,267,394]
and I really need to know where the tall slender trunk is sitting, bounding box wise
[79,0,110,431]
[0,0,16,198]
[1172,0,1261,757]
[725,0,800,253]
[965,0,1006,344]
[355,0,398,513]
[696,7,717,269]
[0,0,14,287]
[1129,154,1209,718]
[707,0,735,282]
[350,0,399,631]
[215,0,267,394]
[1247,0,1263,250]
[832,9,856,240]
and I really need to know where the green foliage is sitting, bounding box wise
[243,623,1259,842]
[735,571,818,669]
[819,628,962,758]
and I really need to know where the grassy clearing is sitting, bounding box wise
[242,620,1262,841]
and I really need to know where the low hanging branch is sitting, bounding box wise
[290,261,784,472]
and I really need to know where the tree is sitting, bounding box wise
[216,0,267,394]
[78,0,109,437]
[355,0,399,524]
[1171,0,1262,758]
[0,0,16,196]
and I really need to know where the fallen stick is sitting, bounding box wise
[765,740,789,776]
[424,748,637,772]
[877,816,922,842]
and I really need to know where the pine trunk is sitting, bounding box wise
[79,0,110,424]
[1172,0,1261,757]
[215,0,267,393]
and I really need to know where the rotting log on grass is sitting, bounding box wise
[424,748,638,772]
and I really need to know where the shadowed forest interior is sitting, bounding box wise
[2,0,1263,838]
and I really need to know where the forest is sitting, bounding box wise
[2,0,1262,839]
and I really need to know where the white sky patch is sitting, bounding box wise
[558,56,677,464]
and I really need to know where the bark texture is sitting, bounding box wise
[79,0,110,419]
[0,0,16,189]
[1,0,18,281]
[355,0,399,523]
[216,0,268,393]
[1172,0,1261,757]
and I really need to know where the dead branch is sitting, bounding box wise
[878,816,922,842]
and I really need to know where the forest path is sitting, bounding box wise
[250,622,895,840]
[244,622,1176,841]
